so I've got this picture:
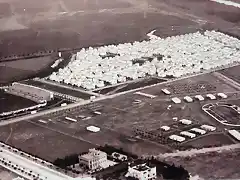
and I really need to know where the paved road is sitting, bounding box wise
[0,146,72,180]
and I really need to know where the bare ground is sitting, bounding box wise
[0,121,96,162]
[165,149,240,179]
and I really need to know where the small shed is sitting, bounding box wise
[201,124,216,131]
[195,95,204,101]
[179,119,192,125]
[184,96,193,103]
[86,126,100,132]
[171,97,181,104]
[206,94,216,100]
[217,93,227,99]
[161,126,170,131]
[180,131,196,138]
[162,88,171,95]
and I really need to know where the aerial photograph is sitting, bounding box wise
[0,0,239,179]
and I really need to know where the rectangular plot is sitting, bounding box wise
[0,121,95,162]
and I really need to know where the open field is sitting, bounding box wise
[165,149,240,179]
[210,104,240,125]
[0,90,36,113]
[181,133,235,148]
[0,121,96,162]
[0,55,55,84]
[0,65,34,84]
[219,65,240,84]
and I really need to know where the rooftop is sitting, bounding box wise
[130,163,155,171]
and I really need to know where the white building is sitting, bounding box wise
[169,134,186,142]
[184,96,193,103]
[217,93,227,99]
[161,126,170,131]
[206,94,216,100]
[180,131,196,138]
[195,95,204,101]
[161,88,171,95]
[228,130,240,141]
[179,119,192,125]
[126,163,157,180]
[6,83,53,103]
[79,149,107,170]
[200,125,216,131]
[171,97,181,104]
[190,128,206,135]
[86,126,100,132]
[13,177,24,180]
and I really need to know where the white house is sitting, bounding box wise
[79,149,107,170]
[126,163,157,180]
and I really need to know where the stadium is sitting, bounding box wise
[202,103,240,127]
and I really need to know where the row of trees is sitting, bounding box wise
[149,157,190,180]
[53,153,79,169]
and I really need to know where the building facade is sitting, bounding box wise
[6,83,53,103]
[126,163,157,180]
[79,149,107,170]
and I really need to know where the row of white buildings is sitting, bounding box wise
[48,30,240,90]
[171,93,228,104]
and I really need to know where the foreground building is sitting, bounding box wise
[6,82,53,103]
[126,162,157,180]
[79,149,107,170]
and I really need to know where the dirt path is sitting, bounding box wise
[151,144,240,158]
